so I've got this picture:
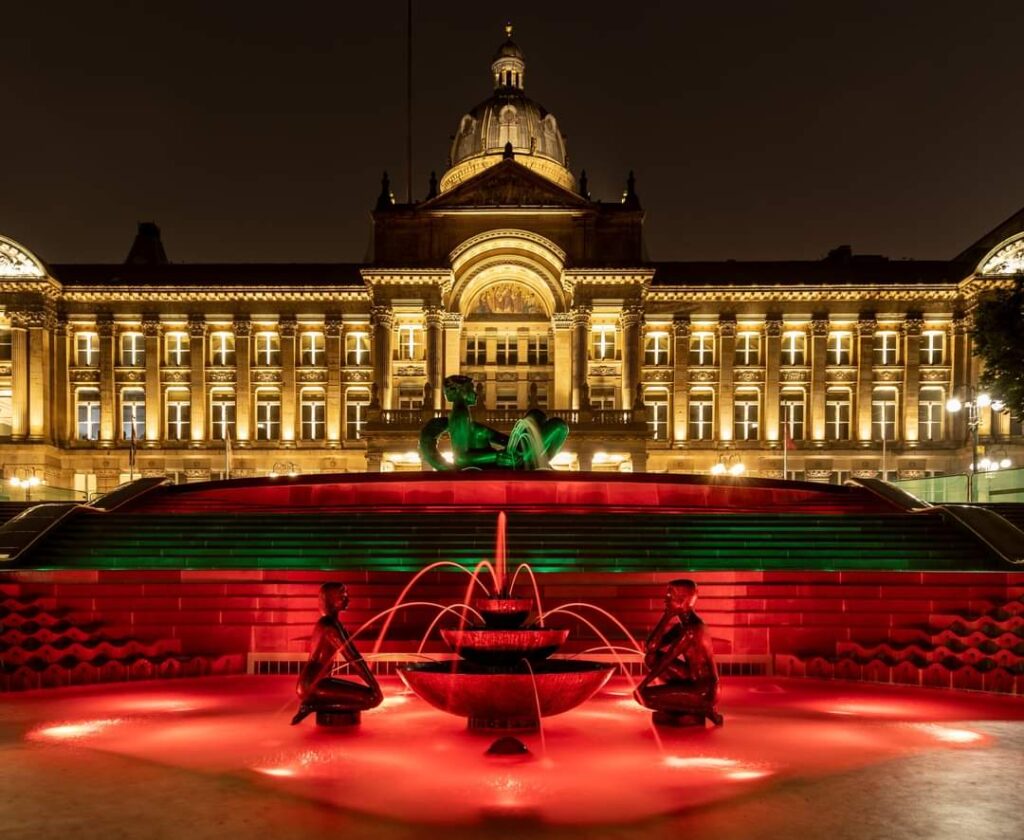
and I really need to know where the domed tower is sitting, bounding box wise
[440,24,575,193]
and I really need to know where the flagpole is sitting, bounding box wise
[129,413,137,482]
[225,431,232,480]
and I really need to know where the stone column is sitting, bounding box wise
[53,317,69,445]
[189,315,206,442]
[552,313,572,408]
[425,306,444,409]
[442,312,462,393]
[903,314,923,443]
[571,305,591,410]
[9,315,29,441]
[950,313,968,443]
[143,315,161,444]
[717,315,736,441]
[764,317,782,443]
[671,315,690,442]
[619,303,643,410]
[810,315,829,442]
[26,310,53,443]
[233,317,252,443]
[370,305,394,410]
[98,314,116,445]
[325,315,342,444]
[280,316,297,443]
[856,315,877,442]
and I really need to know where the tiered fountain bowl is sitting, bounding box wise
[399,595,615,731]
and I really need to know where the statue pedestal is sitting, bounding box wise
[316,710,361,727]
[652,710,707,728]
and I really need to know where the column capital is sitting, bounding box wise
[55,314,69,336]
[188,315,206,337]
[672,314,691,338]
[9,307,53,330]
[441,311,462,329]
[96,313,115,337]
[552,312,574,330]
[571,305,592,329]
[952,311,970,335]
[718,314,737,338]
[370,305,394,330]
[142,314,161,337]
[857,315,878,337]
[619,303,644,328]
[764,316,784,337]
[424,305,444,328]
[232,316,252,337]
[903,311,924,335]
[278,315,297,337]
[325,314,343,337]
[810,314,830,337]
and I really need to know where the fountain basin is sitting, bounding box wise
[440,627,570,665]
[399,659,615,731]
[471,597,534,629]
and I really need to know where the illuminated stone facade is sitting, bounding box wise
[0,31,1021,496]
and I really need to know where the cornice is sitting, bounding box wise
[56,286,371,303]
[563,268,654,286]
[645,286,963,303]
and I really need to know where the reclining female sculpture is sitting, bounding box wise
[635,579,724,727]
[419,375,569,471]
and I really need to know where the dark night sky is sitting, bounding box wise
[3,1,1024,265]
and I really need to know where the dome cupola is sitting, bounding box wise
[491,23,525,90]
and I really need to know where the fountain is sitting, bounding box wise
[398,512,616,731]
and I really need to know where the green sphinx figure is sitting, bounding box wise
[419,375,569,471]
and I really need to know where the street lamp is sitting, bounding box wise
[8,471,43,501]
[945,386,1000,502]
[710,453,745,477]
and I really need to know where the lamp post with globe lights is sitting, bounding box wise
[710,453,745,477]
[945,388,1006,502]
[8,469,44,502]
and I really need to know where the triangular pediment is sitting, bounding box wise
[424,159,590,210]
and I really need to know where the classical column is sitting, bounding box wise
[370,305,394,409]
[233,316,252,444]
[325,315,342,444]
[903,314,923,443]
[280,316,297,443]
[856,315,877,442]
[619,303,643,409]
[442,312,462,392]
[810,315,829,442]
[9,315,29,441]
[717,315,736,441]
[764,316,782,443]
[671,315,690,441]
[425,305,444,409]
[143,315,161,444]
[570,305,591,410]
[53,317,69,445]
[98,314,116,445]
[950,312,968,443]
[26,309,53,443]
[189,315,206,442]
[552,313,572,408]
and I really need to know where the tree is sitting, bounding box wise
[972,276,1024,422]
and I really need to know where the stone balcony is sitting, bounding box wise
[364,407,649,440]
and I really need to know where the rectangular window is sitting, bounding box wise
[825,390,851,440]
[465,336,487,365]
[300,332,325,366]
[733,392,760,441]
[532,386,549,409]
[210,391,236,440]
[780,390,805,441]
[827,332,852,365]
[0,388,11,436]
[254,332,280,366]
[300,391,326,440]
[781,332,806,366]
[165,332,190,366]
[920,331,945,365]
[527,335,549,365]
[735,332,760,366]
[396,324,423,360]
[496,389,518,411]
[871,387,898,441]
[210,332,236,366]
[76,332,99,367]
[591,325,617,360]
[255,391,280,440]
[76,388,101,440]
[645,390,668,440]
[120,333,145,366]
[496,335,519,365]
[166,389,191,441]
[121,388,145,440]
[0,329,11,362]
[689,333,715,366]
[873,332,898,366]
[590,386,615,410]
[688,393,714,440]
[918,387,944,441]
[398,384,423,410]
[644,332,670,366]
[345,332,370,366]
[345,390,370,440]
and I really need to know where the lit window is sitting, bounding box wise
[0,388,11,437]
[873,332,898,366]
[825,390,851,440]
[76,333,99,367]
[120,333,145,367]
[644,332,670,366]
[781,332,806,366]
[532,386,549,409]
[496,335,518,365]
[527,335,549,365]
[255,390,280,440]
[165,332,190,366]
[300,332,325,366]
[689,333,715,366]
[496,389,518,411]
[345,332,370,366]
[166,389,191,441]
[827,332,852,366]
[591,325,617,360]
[300,390,325,440]
[254,332,280,367]
[210,332,236,366]
[644,389,668,440]
[780,390,805,440]
[398,384,423,410]
[735,332,760,366]
[590,386,615,410]
[871,387,898,441]
[121,388,145,440]
[918,387,944,441]
[76,388,101,440]
[210,391,236,440]
[920,331,945,365]
[734,391,760,441]
[688,392,714,440]
[346,389,370,439]
[396,324,423,360]
[0,330,12,362]
[465,336,487,365]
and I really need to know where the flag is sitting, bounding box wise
[224,429,233,479]
[783,421,796,451]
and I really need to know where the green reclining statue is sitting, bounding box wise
[419,375,569,471]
